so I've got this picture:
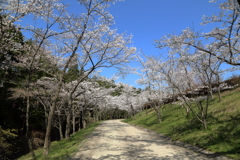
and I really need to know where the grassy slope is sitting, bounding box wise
[18,122,100,160]
[124,87,240,160]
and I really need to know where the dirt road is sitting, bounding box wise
[71,120,228,160]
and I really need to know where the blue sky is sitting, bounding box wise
[101,0,222,88]
[17,0,235,88]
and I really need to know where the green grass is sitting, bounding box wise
[124,87,240,160]
[18,121,100,160]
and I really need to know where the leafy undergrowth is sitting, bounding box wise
[18,122,100,160]
[124,87,240,160]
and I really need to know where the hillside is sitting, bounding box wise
[124,87,240,160]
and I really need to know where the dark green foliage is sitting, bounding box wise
[0,16,28,159]
[0,16,53,159]
[0,15,25,86]
[134,88,142,94]
[0,126,18,160]
[64,58,80,82]
[110,88,123,96]
[96,80,116,89]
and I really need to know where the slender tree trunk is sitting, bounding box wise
[186,107,190,118]
[182,104,190,118]
[43,96,58,156]
[78,110,82,131]
[130,104,135,118]
[145,105,148,115]
[72,110,76,134]
[58,113,63,140]
[203,117,208,130]
[78,117,81,131]
[217,86,222,102]
[65,98,73,138]
[43,105,48,127]
[26,95,35,159]
[153,106,161,124]
[156,111,161,124]
[96,112,99,122]
[37,97,49,126]
[65,111,70,138]
[209,89,213,99]
[83,119,86,129]
[88,112,91,124]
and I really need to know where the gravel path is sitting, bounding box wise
[71,119,230,160]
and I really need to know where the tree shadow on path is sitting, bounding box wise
[69,120,232,160]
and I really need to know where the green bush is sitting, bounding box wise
[0,126,18,160]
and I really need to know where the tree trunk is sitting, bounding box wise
[203,118,208,130]
[186,107,190,118]
[217,86,222,102]
[183,105,190,118]
[43,97,58,157]
[26,95,35,159]
[83,119,86,129]
[153,106,161,124]
[130,104,135,118]
[208,83,213,99]
[88,111,91,124]
[65,111,70,138]
[72,110,76,134]
[145,105,148,115]
[58,113,63,140]
[78,117,81,131]
[96,112,98,121]
[78,110,82,131]
[65,99,73,138]
[43,104,48,127]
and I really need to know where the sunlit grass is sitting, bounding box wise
[18,122,100,160]
[124,87,240,160]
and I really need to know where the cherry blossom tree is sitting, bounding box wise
[142,51,221,129]
[136,55,167,124]
[155,0,240,66]
[3,0,70,157]
[148,0,240,129]
[32,76,68,140]
[4,0,136,156]
[9,41,58,158]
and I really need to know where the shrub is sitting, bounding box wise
[0,126,18,160]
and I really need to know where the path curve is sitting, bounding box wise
[71,119,229,160]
